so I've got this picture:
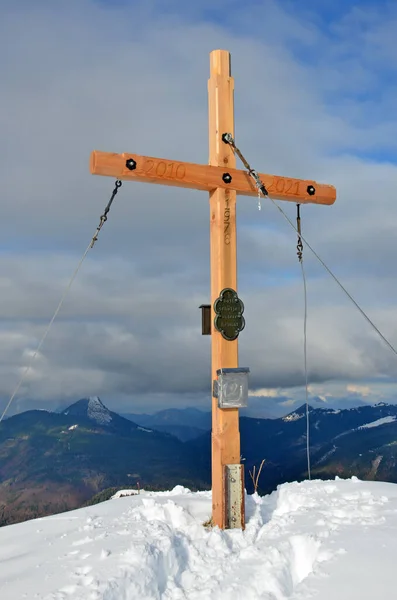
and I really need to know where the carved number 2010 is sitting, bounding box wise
[145,160,186,180]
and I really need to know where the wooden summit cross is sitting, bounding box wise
[90,49,336,530]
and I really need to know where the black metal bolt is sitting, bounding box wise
[222,172,232,184]
[307,185,316,196]
[222,133,231,144]
[125,158,137,171]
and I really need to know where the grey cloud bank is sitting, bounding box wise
[1,0,397,416]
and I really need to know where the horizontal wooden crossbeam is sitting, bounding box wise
[90,151,336,205]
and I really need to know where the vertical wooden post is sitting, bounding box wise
[208,49,244,529]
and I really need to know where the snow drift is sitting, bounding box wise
[0,478,396,599]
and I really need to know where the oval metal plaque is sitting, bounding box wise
[214,288,245,341]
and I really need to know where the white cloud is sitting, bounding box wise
[346,384,371,397]
[249,388,280,398]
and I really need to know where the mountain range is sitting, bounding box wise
[2,398,397,526]
[240,403,397,492]
[121,407,211,441]
[0,397,208,526]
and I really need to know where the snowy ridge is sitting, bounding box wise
[359,416,396,429]
[333,414,397,441]
[314,445,337,466]
[1,479,397,598]
[282,412,304,422]
[282,407,341,422]
[87,396,112,425]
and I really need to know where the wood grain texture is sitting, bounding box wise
[90,151,336,205]
[208,49,243,530]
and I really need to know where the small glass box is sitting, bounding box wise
[214,367,250,408]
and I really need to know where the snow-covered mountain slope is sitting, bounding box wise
[359,415,396,429]
[63,396,114,426]
[1,478,397,599]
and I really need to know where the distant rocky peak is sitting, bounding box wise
[63,397,112,426]
[87,397,112,425]
[283,404,312,422]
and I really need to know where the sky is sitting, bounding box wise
[1,0,397,417]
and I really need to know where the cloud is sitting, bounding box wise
[1,0,397,417]
[346,384,371,397]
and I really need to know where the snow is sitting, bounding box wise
[1,479,397,599]
[111,489,140,499]
[138,426,153,433]
[87,397,112,425]
[359,416,396,429]
[282,412,304,422]
[68,424,78,431]
[314,445,336,466]
[334,414,397,439]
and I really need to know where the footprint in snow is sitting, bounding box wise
[75,565,92,576]
[72,536,92,546]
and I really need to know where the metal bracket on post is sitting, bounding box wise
[199,304,211,335]
[224,464,245,529]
